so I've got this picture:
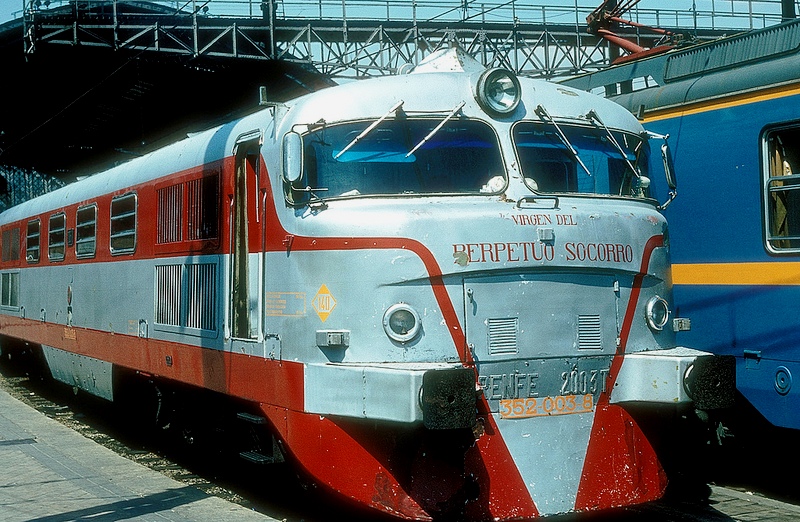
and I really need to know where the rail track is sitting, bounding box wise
[2,354,799,522]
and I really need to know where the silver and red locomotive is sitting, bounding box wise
[0,48,732,520]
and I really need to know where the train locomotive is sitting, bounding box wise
[0,47,734,520]
[562,19,800,433]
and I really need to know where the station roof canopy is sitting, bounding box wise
[0,1,330,180]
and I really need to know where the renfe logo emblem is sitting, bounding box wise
[312,285,337,322]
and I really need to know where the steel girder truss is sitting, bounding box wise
[23,7,667,79]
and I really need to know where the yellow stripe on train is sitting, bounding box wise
[673,262,800,285]
[643,84,800,123]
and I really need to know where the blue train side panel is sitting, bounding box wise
[650,92,800,430]
[562,20,800,429]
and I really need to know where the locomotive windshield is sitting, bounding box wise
[513,122,650,197]
[291,119,504,202]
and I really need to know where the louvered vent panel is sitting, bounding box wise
[157,184,182,244]
[186,263,216,331]
[156,263,217,331]
[577,314,602,350]
[155,264,182,326]
[488,317,519,355]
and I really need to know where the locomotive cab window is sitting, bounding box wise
[26,219,40,263]
[287,118,504,204]
[765,126,800,252]
[48,213,66,261]
[513,122,649,197]
[110,193,137,255]
[76,204,97,259]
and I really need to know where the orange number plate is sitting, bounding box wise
[499,394,594,419]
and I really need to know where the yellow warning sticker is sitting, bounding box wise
[312,285,337,322]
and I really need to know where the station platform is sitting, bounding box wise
[3,381,800,522]
[0,388,275,522]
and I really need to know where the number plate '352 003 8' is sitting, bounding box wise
[499,394,594,419]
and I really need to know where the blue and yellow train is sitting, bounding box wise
[563,19,800,431]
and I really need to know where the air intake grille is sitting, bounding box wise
[488,317,519,355]
[577,314,602,350]
[156,263,216,331]
[155,264,182,326]
[186,263,217,331]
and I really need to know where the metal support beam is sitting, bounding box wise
[18,0,772,79]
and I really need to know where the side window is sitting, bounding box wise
[26,219,40,263]
[765,126,800,252]
[76,204,97,259]
[110,193,137,255]
[2,228,20,262]
[0,272,19,308]
[48,213,66,261]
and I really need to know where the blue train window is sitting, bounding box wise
[765,126,800,252]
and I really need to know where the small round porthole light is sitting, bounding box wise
[475,68,522,116]
[645,296,670,332]
[383,303,422,343]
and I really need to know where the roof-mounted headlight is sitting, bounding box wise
[475,68,521,116]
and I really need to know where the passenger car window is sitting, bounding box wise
[0,272,18,308]
[2,228,20,262]
[110,193,137,254]
[26,219,40,263]
[48,213,66,261]
[76,204,97,259]
[765,126,800,252]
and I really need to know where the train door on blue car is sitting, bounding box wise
[231,133,263,341]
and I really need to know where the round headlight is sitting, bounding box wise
[383,303,422,343]
[645,296,670,332]
[475,68,521,116]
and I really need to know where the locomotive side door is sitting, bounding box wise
[230,133,263,341]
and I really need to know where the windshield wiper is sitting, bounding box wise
[334,100,405,160]
[405,101,466,158]
[586,109,640,194]
[535,105,592,178]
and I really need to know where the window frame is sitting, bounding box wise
[511,120,649,198]
[48,212,67,262]
[76,204,98,259]
[763,123,800,254]
[2,228,20,262]
[0,271,20,309]
[287,117,507,206]
[110,192,138,255]
[26,219,40,264]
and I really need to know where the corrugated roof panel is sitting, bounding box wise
[665,20,800,82]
